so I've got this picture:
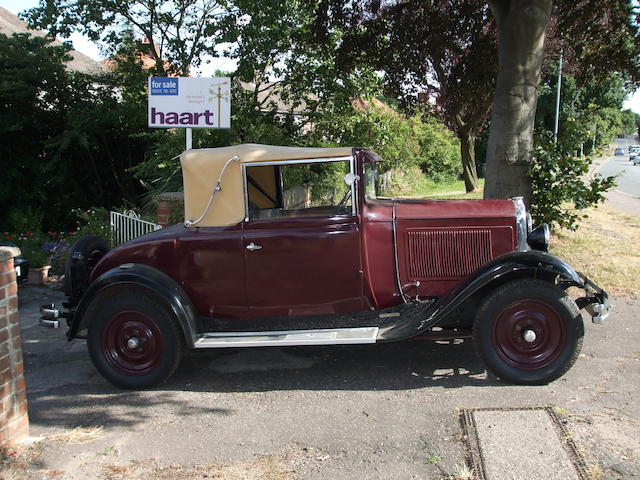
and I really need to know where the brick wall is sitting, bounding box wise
[0,246,29,447]
[157,191,184,227]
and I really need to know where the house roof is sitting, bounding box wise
[0,7,107,75]
[240,81,319,115]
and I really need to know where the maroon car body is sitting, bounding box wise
[45,145,610,389]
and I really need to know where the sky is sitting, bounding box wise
[1,0,101,59]
[2,0,640,113]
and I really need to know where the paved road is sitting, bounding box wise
[8,285,640,480]
[595,136,640,216]
[600,137,640,198]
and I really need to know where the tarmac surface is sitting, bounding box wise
[598,137,640,216]
[8,283,640,480]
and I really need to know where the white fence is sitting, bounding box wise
[110,210,162,245]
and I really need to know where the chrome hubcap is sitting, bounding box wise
[522,329,537,343]
[126,337,141,350]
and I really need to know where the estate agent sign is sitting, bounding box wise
[148,77,231,129]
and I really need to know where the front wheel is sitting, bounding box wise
[87,293,183,389]
[473,279,584,385]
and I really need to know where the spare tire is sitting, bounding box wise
[64,235,109,303]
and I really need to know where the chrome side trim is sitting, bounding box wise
[242,154,357,221]
[242,162,249,222]
[349,151,358,216]
[243,155,353,167]
[193,326,379,348]
[392,200,409,303]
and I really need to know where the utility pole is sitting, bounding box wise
[553,49,563,143]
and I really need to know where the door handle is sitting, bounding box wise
[246,242,262,251]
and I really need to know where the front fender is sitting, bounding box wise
[67,263,199,348]
[378,250,584,341]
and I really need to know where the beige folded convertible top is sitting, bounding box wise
[181,144,354,227]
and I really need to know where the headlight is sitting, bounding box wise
[528,224,550,252]
[512,197,529,251]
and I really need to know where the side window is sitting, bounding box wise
[246,160,353,220]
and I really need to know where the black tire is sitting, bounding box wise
[87,293,183,389]
[473,279,584,385]
[64,235,109,298]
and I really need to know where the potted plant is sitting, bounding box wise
[16,235,54,285]
[26,248,51,285]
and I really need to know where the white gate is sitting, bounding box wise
[110,210,162,245]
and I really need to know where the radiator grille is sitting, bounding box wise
[406,228,492,279]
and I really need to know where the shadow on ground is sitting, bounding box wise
[19,284,507,432]
[24,330,502,430]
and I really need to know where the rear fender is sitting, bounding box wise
[67,263,199,348]
[378,250,583,341]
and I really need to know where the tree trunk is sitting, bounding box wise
[484,0,553,206]
[460,129,479,192]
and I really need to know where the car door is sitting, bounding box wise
[176,224,248,319]
[242,158,364,318]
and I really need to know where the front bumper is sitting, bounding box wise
[576,272,610,324]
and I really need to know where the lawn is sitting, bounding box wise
[551,205,640,296]
[391,178,485,199]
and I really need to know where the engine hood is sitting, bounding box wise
[395,197,515,220]
[362,197,519,300]
[364,197,516,222]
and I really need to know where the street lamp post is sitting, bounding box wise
[553,50,563,143]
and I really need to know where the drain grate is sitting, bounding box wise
[459,406,590,480]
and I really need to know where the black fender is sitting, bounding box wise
[378,250,584,341]
[67,263,199,348]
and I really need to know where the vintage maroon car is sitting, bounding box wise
[42,144,609,389]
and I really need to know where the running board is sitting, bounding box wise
[193,327,379,349]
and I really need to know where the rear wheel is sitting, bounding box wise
[473,279,583,385]
[87,293,183,389]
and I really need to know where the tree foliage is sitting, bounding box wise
[311,0,639,203]
[24,0,235,75]
[529,134,616,230]
[0,33,152,230]
[304,0,496,192]
[375,1,497,192]
[551,0,640,85]
[537,66,636,150]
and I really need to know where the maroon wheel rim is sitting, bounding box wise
[492,299,566,371]
[101,311,163,376]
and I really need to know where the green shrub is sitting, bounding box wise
[72,207,111,243]
[12,232,49,268]
[7,206,44,234]
[529,134,616,230]
[310,103,461,182]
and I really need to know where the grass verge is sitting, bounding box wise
[551,205,640,296]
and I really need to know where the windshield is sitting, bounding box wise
[364,162,379,200]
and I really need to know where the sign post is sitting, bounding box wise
[186,128,193,150]
[148,77,231,150]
